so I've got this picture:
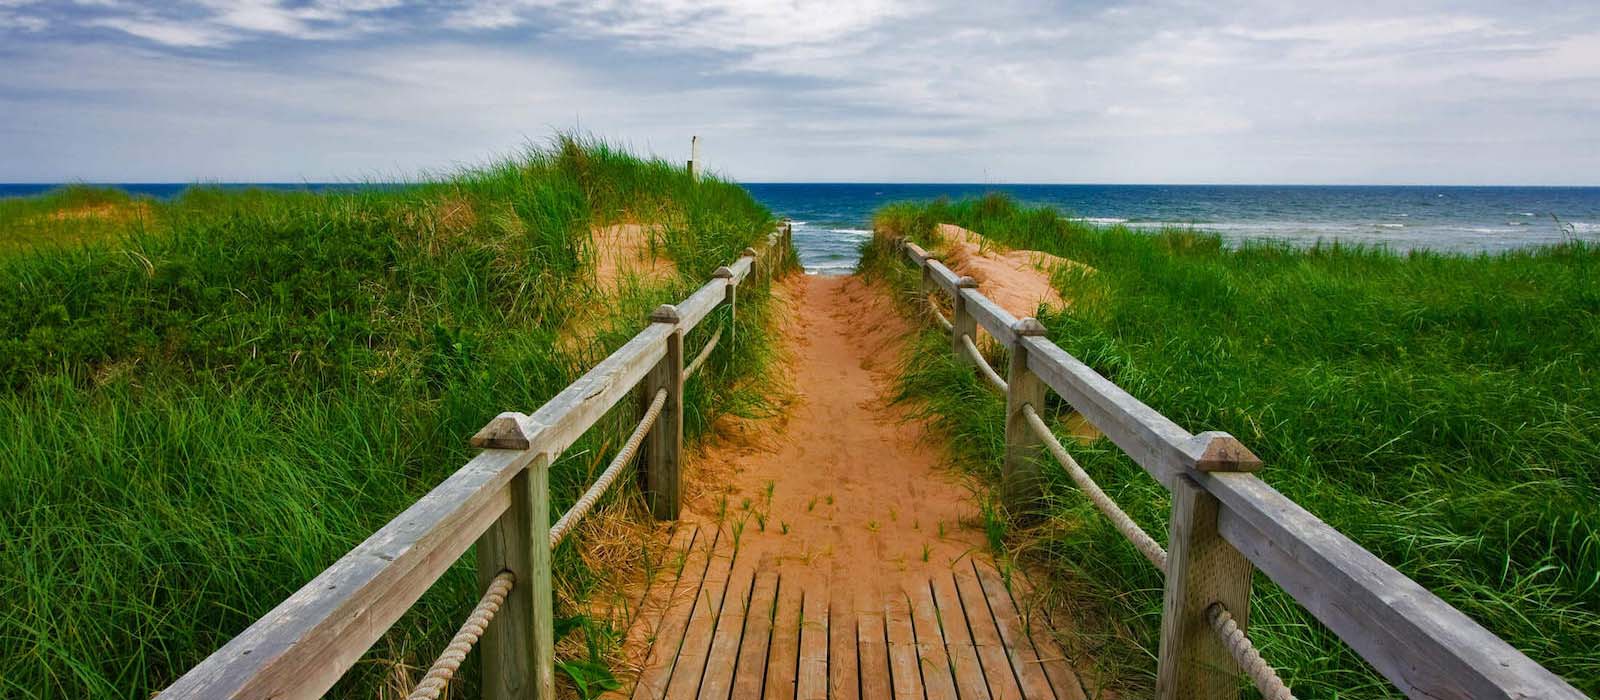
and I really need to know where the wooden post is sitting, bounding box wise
[1156,473,1254,700]
[688,135,700,181]
[642,304,684,520]
[477,454,554,700]
[1002,318,1049,515]
[950,276,978,363]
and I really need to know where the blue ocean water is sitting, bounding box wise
[742,184,1600,274]
[6,183,1599,275]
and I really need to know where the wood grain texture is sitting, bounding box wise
[829,584,860,700]
[663,528,737,700]
[797,588,830,700]
[974,563,1056,700]
[696,560,755,700]
[954,566,1023,700]
[764,579,803,700]
[959,288,1020,346]
[856,585,894,700]
[642,327,684,520]
[925,259,960,296]
[476,458,554,700]
[1002,323,1049,517]
[1206,472,1587,700]
[906,580,959,700]
[884,589,924,700]
[731,562,779,700]
[1156,474,1252,700]
[931,573,991,700]
[632,529,720,700]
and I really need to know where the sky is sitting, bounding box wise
[1,1,1597,185]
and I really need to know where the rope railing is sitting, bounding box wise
[549,387,669,547]
[406,571,517,700]
[685,326,722,380]
[1207,602,1297,700]
[1022,403,1169,571]
[961,333,1008,392]
[928,297,953,332]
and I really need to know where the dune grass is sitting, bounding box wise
[0,137,785,698]
[863,194,1599,698]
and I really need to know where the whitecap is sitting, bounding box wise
[1376,223,1405,229]
[829,228,873,237]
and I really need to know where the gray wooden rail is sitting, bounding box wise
[159,223,794,700]
[896,238,1586,700]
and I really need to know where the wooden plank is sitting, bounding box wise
[1157,474,1252,700]
[829,583,860,700]
[954,566,1023,700]
[697,559,756,700]
[1206,472,1587,700]
[959,287,1020,346]
[642,313,684,521]
[612,525,701,699]
[727,255,756,282]
[903,240,930,264]
[951,276,979,365]
[856,585,893,700]
[664,526,738,700]
[884,589,924,700]
[931,573,991,700]
[1002,576,1086,700]
[730,560,779,700]
[1021,336,1259,488]
[974,562,1056,700]
[764,578,803,700]
[797,588,830,700]
[926,259,960,296]
[632,528,721,700]
[471,323,671,452]
[476,457,553,700]
[1002,318,1049,515]
[159,448,533,700]
[906,580,959,700]
[676,279,729,333]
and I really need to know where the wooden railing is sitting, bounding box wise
[159,224,794,700]
[896,238,1587,700]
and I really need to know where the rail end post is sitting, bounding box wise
[1184,431,1262,472]
[1157,474,1254,700]
[955,275,978,289]
[712,266,734,279]
[471,412,536,450]
[1003,317,1050,516]
[477,453,554,700]
[641,322,685,520]
[649,304,681,324]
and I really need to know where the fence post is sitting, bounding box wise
[1156,472,1254,700]
[1002,318,1049,515]
[642,304,684,520]
[950,276,978,363]
[476,453,554,700]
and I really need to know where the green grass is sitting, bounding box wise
[0,136,787,698]
[863,194,1599,698]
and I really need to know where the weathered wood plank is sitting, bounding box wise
[856,585,894,700]
[676,279,730,333]
[903,240,930,264]
[1021,336,1260,487]
[926,259,960,296]
[642,308,684,521]
[764,578,803,700]
[1206,472,1587,700]
[476,457,553,700]
[664,526,738,700]
[974,562,1056,700]
[907,580,959,700]
[632,528,720,700]
[931,573,991,700]
[159,448,534,699]
[797,588,830,700]
[696,560,755,700]
[608,526,700,700]
[1002,577,1087,700]
[960,287,1020,346]
[884,589,925,700]
[730,560,779,700]
[471,324,671,452]
[954,566,1023,700]
[1003,318,1049,515]
[1156,475,1252,700]
[829,583,860,700]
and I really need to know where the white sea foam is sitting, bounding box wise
[830,228,873,236]
[1070,216,1130,224]
[1376,223,1405,228]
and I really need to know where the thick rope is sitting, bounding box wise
[549,388,669,547]
[1207,602,1297,700]
[406,571,516,700]
[928,298,953,333]
[961,334,1008,392]
[684,326,722,380]
[1022,404,1169,571]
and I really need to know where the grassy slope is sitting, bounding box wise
[863,195,1598,698]
[0,139,783,698]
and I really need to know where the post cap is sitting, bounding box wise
[956,275,979,289]
[742,247,758,257]
[1012,317,1048,337]
[471,411,536,450]
[649,304,681,323]
[1183,431,1263,472]
[712,266,735,279]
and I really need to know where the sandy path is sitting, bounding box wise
[682,274,990,591]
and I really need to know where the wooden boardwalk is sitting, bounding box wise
[622,523,1087,700]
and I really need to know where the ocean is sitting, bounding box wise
[6,183,1599,275]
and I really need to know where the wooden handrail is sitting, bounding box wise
[160,223,792,700]
[895,236,1585,700]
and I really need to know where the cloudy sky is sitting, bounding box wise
[1,1,1597,184]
